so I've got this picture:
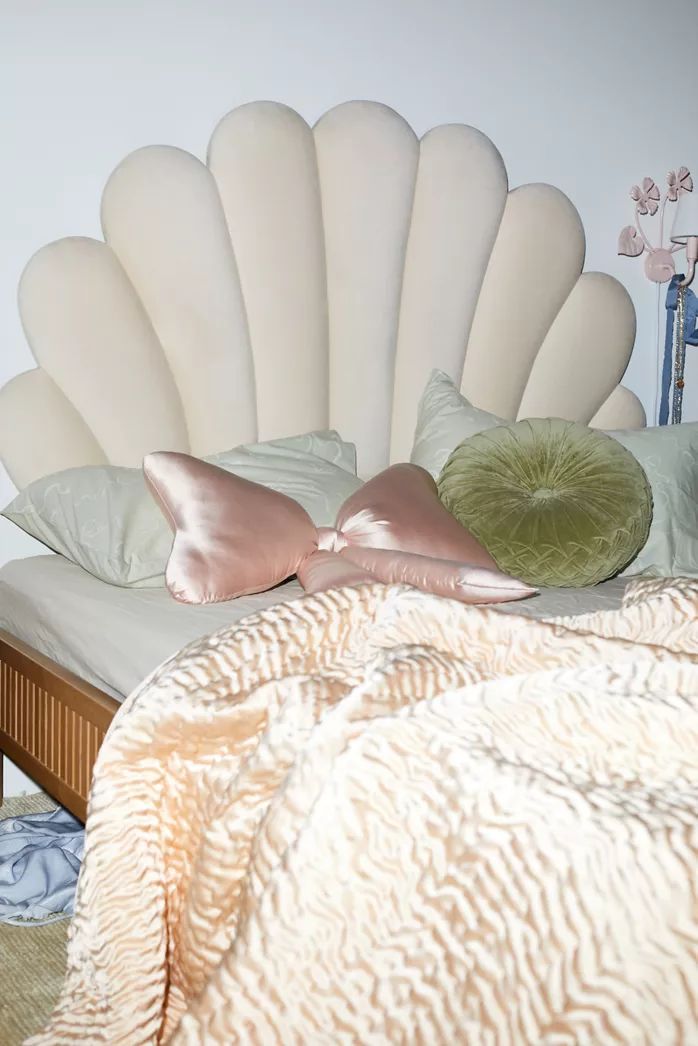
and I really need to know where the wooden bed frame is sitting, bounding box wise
[0,629,119,822]
[0,100,645,828]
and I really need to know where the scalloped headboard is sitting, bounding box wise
[0,100,644,487]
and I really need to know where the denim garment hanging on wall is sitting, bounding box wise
[660,276,698,425]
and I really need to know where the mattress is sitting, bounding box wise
[0,555,630,702]
[0,555,304,700]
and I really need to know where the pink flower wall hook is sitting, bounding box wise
[630,177,660,215]
[667,167,692,202]
[619,168,693,283]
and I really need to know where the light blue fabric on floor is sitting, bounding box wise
[0,807,84,924]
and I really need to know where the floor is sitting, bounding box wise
[0,794,70,1045]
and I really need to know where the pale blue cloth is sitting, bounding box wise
[0,806,84,924]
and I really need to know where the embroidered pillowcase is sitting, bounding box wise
[144,454,536,606]
[412,370,698,579]
[2,431,362,587]
[411,369,502,477]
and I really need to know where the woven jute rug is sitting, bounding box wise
[0,793,70,1046]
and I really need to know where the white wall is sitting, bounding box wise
[1,0,697,790]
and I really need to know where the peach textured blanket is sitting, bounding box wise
[32,578,698,1044]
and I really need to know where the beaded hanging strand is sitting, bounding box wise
[672,284,686,423]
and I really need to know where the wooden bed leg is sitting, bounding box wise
[0,752,4,809]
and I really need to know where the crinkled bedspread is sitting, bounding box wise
[32,578,698,1045]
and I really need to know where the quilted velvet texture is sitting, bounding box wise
[438,419,652,587]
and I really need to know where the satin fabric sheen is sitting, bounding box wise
[144,452,317,603]
[30,577,698,1044]
[296,549,376,592]
[335,462,497,563]
[145,455,534,605]
[0,807,83,924]
[333,546,535,603]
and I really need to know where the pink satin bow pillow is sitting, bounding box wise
[144,453,536,606]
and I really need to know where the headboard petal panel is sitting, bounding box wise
[209,101,329,442]
[315,101,420,478]
[1,100,642,490]
[18,237,189,465]
[461,184,586,417]
[590,385,646,428]
[517,271,637,422]
[101,145,257,457]
[389,124,508,463]
[0,370,107,489]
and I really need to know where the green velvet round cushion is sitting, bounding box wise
[437,418,652,587]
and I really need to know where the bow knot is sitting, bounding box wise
[317,526,348,552]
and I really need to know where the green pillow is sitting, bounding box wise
[414,369,698,578]
[438,418,652,587]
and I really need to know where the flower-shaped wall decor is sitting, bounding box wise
[619,168,693,283]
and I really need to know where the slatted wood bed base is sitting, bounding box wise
[0,629,119,822]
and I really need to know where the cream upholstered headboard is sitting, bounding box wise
[0,100,644,488]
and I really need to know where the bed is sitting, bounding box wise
[0,99,645,823]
